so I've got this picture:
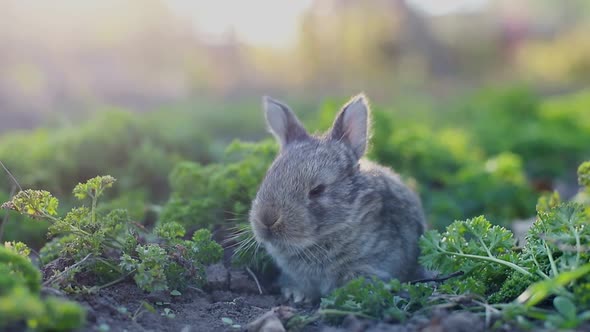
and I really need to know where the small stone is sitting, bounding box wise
[246,306,295,332]
[206,263,229,290]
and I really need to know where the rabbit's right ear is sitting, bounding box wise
[330,94,369,160]
[263,96,309,149]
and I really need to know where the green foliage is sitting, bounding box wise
[0,242,41,293]
[420,199,590,305]
[523,203,589,278]
[579,161,590,189]
[37,297,87,331]
[97,189,149,222]
[120,226,222,292]
[4,240,32,257]
[190,229,224,265]
[536,190,561,213]
[1,189,59,219]
[121,244,169,292]
[414,163,590,328]
[420,216,526,296]
[0,245,85,331]
[488,271,539,304]
[427,152,536,228]
[320,277,434,322]
[2,176,223,294]
[160,140,279,271]
[154,222,186,241]
[72,175,116,201]
[39,234,77,265]
[518,263,590,307]
[0,109,212,197]
[0,108,215,249]
[454,87,590,180]
[377,124,474,186]
[161,139,277,230]
[0,190,48,249]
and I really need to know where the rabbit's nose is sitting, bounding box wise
[260,210,279,227]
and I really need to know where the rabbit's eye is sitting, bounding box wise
[309,184,325,198]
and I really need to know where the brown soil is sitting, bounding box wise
[70,269,489,332]
[77,282,281,332]
[38,247,490,332]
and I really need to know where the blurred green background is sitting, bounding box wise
[1,0,589,249]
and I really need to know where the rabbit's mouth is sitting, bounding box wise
[251,218,308,247]
[251,222,272,242]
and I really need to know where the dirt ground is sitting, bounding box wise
[72,264,489,332]
[79,283,279,332]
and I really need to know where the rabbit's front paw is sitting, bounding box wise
[281,286,308,303]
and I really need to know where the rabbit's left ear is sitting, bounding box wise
[263,96,310,150]
[330,94,369,159]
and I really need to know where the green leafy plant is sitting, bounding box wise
[579,161,590,189]
[120,225,222,292]
[420,216,530,297]
[420,202,590,304]
[160,140,277,230]
[0,244,86,331]
[160,140,277,272]
[2,176,223,294]
[320,277,434,323]
[452,87,590,180]
[414,160,590,328]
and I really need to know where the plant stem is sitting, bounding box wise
[41,212,61,223]
[570,225,581,268]
[437,246,532,277]
[0,160,23,192]
[43,253,93,286]
[544,241,559,277]
[105,235,125,248]
[94,271,135,291]
[472,224,494,258]
[246,267,263,295]
[95,257,122,273]
[410,271,465,284]
[530,252,551,280]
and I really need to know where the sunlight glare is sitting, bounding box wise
[406,0,489,16]
[164,0,313,49]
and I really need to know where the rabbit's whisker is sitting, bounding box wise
[223,210,247,217]
[233,236,257,254]
[223,232,252,245]
[224,230,250,240]
[224,217,246,222]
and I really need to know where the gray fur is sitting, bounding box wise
[250,94,427,302]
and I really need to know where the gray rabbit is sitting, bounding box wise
[249,94,427,302]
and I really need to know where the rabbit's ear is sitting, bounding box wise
[263,96,309,149]
[330,94,369,159]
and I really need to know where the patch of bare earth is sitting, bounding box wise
[70,263,488,332]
